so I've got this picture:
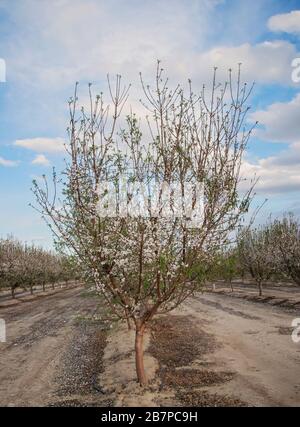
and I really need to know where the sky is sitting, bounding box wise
[0,0,300,248]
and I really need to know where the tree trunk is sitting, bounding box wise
[11,286,15,299]
[42,282,45,292]
[52,282,55,290]
[135,323,147,386]
[126,317,132,330]
[125,308,131,330]
[30,285,34,295]
[230,280,234,292]
[258,281,263,296]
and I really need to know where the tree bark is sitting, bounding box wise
[11,286,15,299]
[135,322,147,386]
[125,308,131,330]
[258,281,263,296]
[30,285,34,295]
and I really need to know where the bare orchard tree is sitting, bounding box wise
[237,225,276,296]
[32,63,256,385]
[271,214,300,286]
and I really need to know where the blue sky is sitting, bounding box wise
[0,0,300,248]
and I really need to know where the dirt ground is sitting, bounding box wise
[0,283,76,304]
[0,286,111,406]
[210,281,300,305]
[181,293,300,407]
[0,286,299,407]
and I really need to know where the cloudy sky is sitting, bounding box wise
[0,0,300,247]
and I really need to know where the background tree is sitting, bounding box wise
[0,237,24,298]
[212,248,240,292]
[32,63,256,385]
[59,255,79,286]
[21,244,38,295]
[0,236,76,297]
[237,225,276,296]
[271,214,300,286]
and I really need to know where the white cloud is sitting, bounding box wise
[241,142,300,195]
[14,137,65,153]
[268,10,300,34]
[74,39,299,118]
[241,91,300,195]
[2,0,220,87]
[180,40,298,87]
[249,93,300,144]
[2,0,298,91]
[31,154,50,166]
[0,157,19,167]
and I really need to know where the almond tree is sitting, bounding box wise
[213,248,240,292]
[0,237,24,298]
[32,63,256,385]
[237,225,276,296]
[0,236,76,296]
[47,254,65,289]
[18,244,52,294]
[21,244,38,295]
[59,255,79,286]
[271,214,300,286]
[36,249,51,292]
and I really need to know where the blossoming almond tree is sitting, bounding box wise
[32,63,256,385]
[0,237,24,298]
[271,214,300,286]
[237,225,276,296]
[0,236,73,297]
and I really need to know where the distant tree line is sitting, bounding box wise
[0,236,79,298]
[210,213,300,296]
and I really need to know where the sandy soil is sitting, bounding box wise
[180,293,300,406]
[0,282,81,307]
[0,286,299,407]
[100,323,160,407]
[210,281,300,305]
[0,286,110,406]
